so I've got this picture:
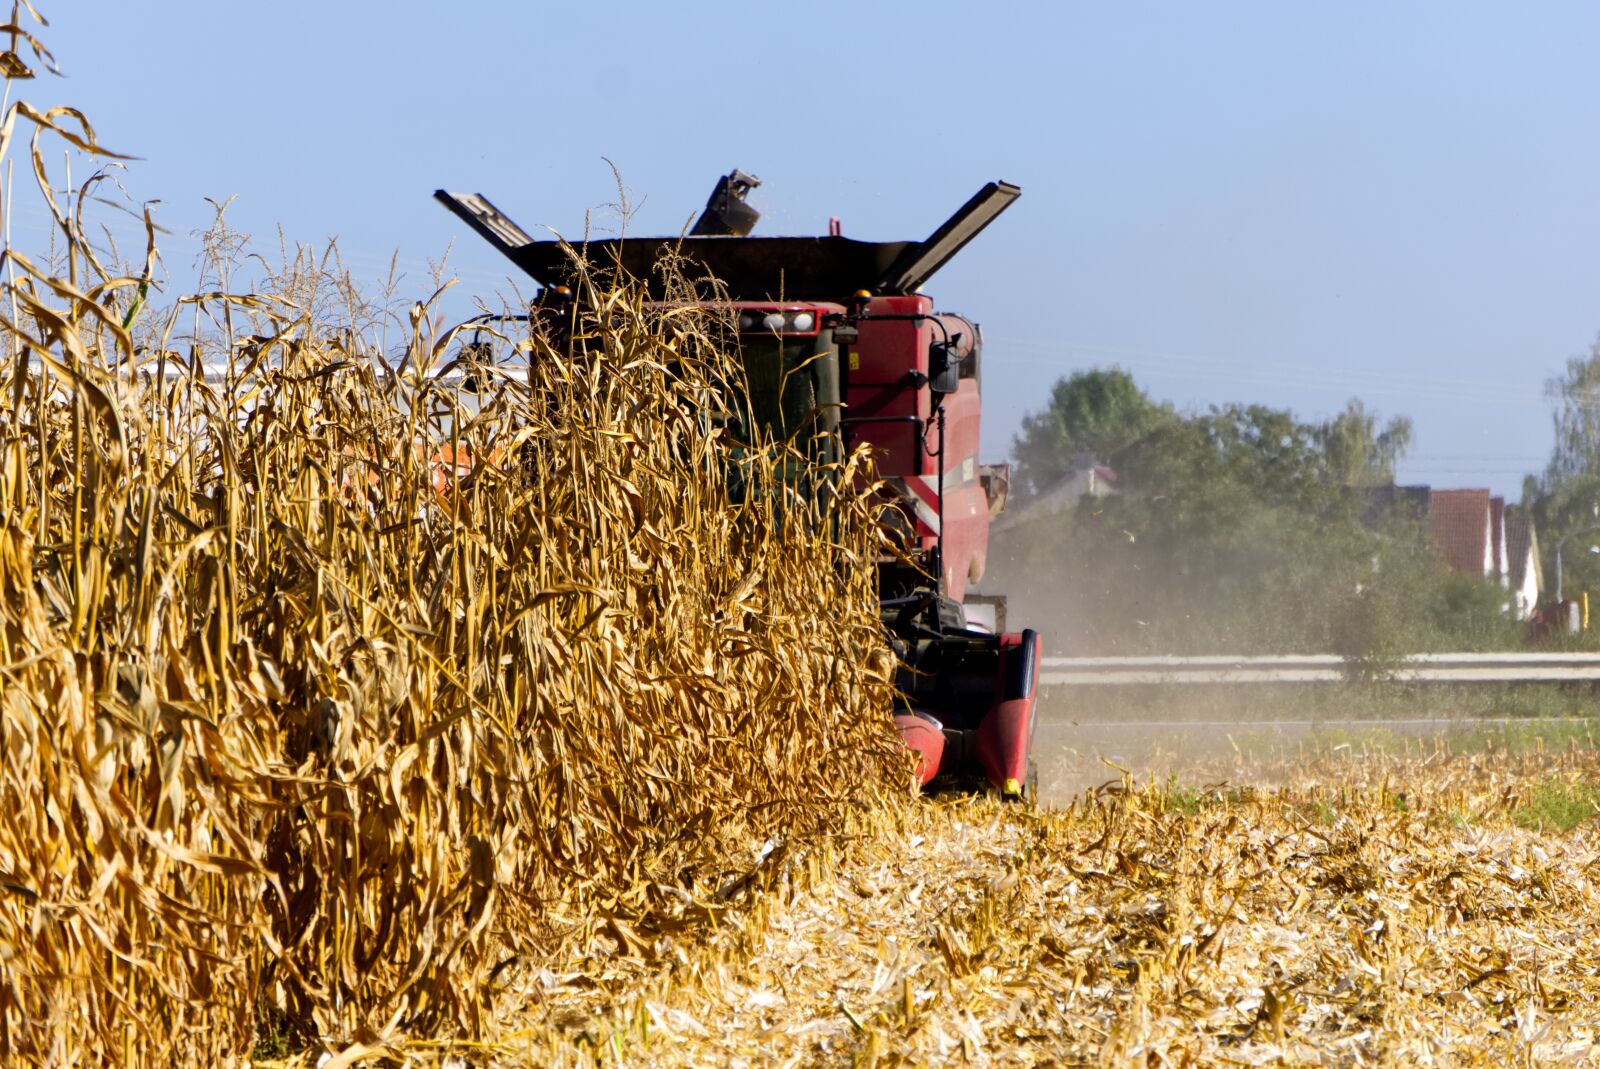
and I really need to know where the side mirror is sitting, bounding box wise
[928,334,962,395]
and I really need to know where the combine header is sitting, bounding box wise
[437,172,1041,798]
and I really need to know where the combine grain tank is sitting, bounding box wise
[437,172,1040,798]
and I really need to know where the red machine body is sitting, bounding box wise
[847,296,989,600]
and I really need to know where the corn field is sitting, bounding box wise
[0,10,905,1064]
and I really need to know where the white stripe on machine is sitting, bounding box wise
[893,476,941,538]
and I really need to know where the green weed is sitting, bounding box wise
[1512,780,1600,832]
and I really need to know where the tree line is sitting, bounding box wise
[990,369,1522,656]
[1528,344,1600,605]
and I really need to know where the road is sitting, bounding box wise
[1040,651,1600,685]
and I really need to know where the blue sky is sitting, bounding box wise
[30,1,1600,499]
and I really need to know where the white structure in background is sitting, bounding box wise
[991,451,1117,534]
[1505,512,1542,620]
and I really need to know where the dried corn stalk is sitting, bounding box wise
[0,11,906,1063]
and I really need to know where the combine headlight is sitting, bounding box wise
[736,308,826,336]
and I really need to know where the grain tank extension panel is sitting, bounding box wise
[433,182,1019,301]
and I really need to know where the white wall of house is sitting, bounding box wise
[1513,548,1539,619]
[1495,511,1508,585]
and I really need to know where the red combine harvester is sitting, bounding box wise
[437,172,1041,799]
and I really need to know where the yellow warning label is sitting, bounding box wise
[849,352,860,371]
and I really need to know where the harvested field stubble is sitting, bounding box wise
[503,747,1600,1067]
[0,18,903,1063]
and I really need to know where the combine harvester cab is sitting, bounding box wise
[436,172,1041,800]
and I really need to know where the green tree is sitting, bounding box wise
[1009,368,1173,501]
[984,375,1518,655]
[1544,344,1600,485]
[1530,342,1600,612]
[1316,398,1413,487]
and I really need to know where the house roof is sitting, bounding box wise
[1505,510,1543,590]
[993,461,1117,533]
[1429,489,1492,575]
[1359,483,1431,525]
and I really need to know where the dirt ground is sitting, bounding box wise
[1032,712,1600,802]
